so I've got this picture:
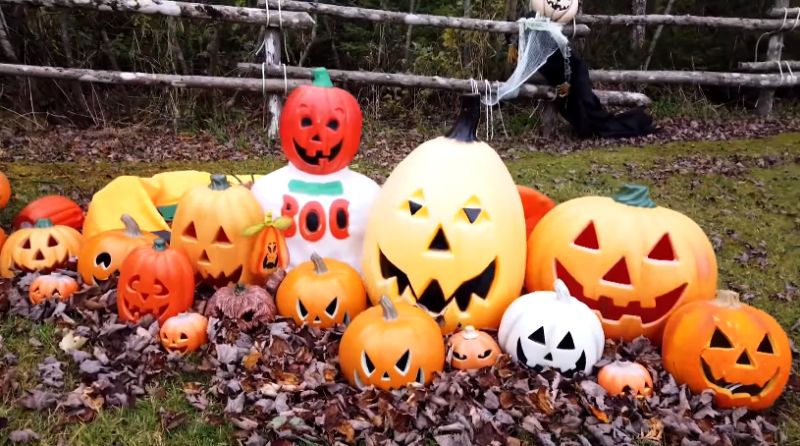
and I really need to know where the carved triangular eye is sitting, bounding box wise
[182,222,197,241]
[409,200,423,215]
[478,349,493,359]
[529,327,545,344]
[395,350,411,374]
[574,222,599,249]
[214,227,232,245]
[95,252,112,269]
[648,234,677,261]
[710,328,733,349]
[463,208,481,224]
[325,297,339,317]
[453,351,467,360]
[757,334,773,354]
[557,332,575,350]
[47,235,59,247]
[361,351,375,376]
[297,299,308,319]
[21,238,31,249]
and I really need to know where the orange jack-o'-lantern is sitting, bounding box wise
[597,361,653,397]
[160,312,208,354]
[362,94,528,334]
[0,172,10,209]
[78,214,158,285]
[447,325,501,370]
[277,253,367,328]
[526,184,718,342]
[280,67,363,175]
[662,290,792,410]
[117,238,195,324]
[339,296,446,390]
[0,218,82,278]
[170,174,265,287]
[28,273,79,305]
[244,211,291,277]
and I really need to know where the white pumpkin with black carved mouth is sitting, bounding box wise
[361,94,526,334]
[498,279,605,374]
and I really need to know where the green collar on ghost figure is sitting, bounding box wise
[288,179,344,196]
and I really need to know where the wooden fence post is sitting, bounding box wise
[0,6,17,62]
[265,29,282,139]
[757,0,789,117]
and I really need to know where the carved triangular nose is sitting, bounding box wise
[737,350,752,365]
[428,226,450,251]
[544,352,553,361]
[311,134,321,142]
[602,257,631,285]
[382,371,390,380]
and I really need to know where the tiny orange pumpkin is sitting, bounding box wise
[29,273,79,305]
[447,325,501,370]
[160,312,209,354]
[276,252,366,328]
[597,361,653,397]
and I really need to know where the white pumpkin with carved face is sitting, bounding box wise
[529,0,580,23]
[498,279,605,374]
[362,94,527,334]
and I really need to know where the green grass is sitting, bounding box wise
[1,133,799,445]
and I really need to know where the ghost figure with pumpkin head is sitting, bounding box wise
[251,68,379,274]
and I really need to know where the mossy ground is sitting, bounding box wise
[1,133,799,445]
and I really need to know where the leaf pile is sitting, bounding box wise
[2,272,797,445]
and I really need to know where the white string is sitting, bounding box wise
[484,80,494,140]
[261,62,266,96]
[282,63,288,95]
[495,81,509,138]
[778,59,784,80]
[469,78,479,94]
[785,61,795,79]
[791,8,800,30]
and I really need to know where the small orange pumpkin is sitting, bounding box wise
[28,273,79,305]
[78,214,158,285]
[0,172,10,209]
[276,252,366,328]
[447,325,501,370]
[0,218,82,278]
[160,312,209,354]
[597,361,653,397]
[117,238,196,325]
[339,296,445,390]
[662,290,792,410]
[243,211,292,277]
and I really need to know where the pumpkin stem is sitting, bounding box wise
[312,67,334,88]
[233,283,247,295]
[310,253,328,274]
[612,184,656,209]
[379,296,399,321]
[120,214,144,237]
[34,218,54,228]
[715,290,742,308]
[209,174,231,191]
[152,238,168,252]
[461,325,480,340]
[553,279,572,302]
[446,93,481,143]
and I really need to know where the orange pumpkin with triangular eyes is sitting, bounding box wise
[525,184,718,342]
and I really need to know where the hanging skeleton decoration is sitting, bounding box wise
[485,0,578,106]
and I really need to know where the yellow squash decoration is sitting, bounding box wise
[362,94,527,333]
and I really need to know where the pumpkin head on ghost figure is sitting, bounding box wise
[280,68,363,175]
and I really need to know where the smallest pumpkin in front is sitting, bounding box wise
[447,326,501,370]
[29,273,79,305]
[597,360,654,397]
[160,312,209,355]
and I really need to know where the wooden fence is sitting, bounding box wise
[0,0,798,136]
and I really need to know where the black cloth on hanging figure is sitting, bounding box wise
[537,49,658,139]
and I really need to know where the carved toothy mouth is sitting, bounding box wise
[294,140,343,166]
[199,265,243,288]
[126,300,169,319]
[167,344,190,354]
[555,260,687,324]
[515,337,587,374]
[379,249,496,315]
[700,357,776,396]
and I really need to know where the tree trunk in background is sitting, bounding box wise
[0,7,17,62]
[404,0,415,67]
[631,0,646,49]
[757,0,789,117]
[642,0,676,70]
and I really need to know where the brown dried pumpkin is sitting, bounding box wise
[204,283,277,332]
